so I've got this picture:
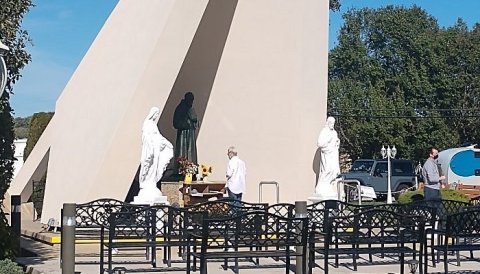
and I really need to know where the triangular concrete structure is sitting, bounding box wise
[10,0,329,223]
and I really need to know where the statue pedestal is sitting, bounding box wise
[132,186,169,205]
[132,186,169,234]
[308,193,338,203]
[308,183,338,203]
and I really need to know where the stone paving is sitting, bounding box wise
[14,218,480,274]
[17,235,480,274]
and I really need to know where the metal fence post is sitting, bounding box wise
[295,201,307,274]
[10,195,21,255]
[61,203,76,274]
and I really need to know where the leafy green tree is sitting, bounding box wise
[13,116,30,139]
[13,116,30,128]
[24,112,53,160]
[24,112,53,219]
[0,0,33,260]
[328,5,477,163]
[330,0,341,11]
[0,0,33,201]
[432,21,480,144]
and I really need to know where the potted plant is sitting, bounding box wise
[177,157,198,182]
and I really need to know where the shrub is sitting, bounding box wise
[441,188,470,203]
[0,259,24,274]
[0,209,16,260]
[397,189,423,204]
[398,188,470,204]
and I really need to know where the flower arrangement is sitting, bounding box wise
[200,164,213,177]
[199,164,213,182]
[177,157,198,175]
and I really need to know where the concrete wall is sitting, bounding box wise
[10,0,329,223]
[196,0,329,204]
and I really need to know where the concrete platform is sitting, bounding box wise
[21,219,61,244]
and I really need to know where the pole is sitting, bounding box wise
[295,201,307,274]
[10,195,21,255]
[61,203,76,274]
[387,148,393,204]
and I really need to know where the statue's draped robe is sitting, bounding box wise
[317,127,340,186]
[173,100,198,165]
[137,107,173,203]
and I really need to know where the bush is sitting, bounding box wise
[441,188,470,203]
[0,209,16,260]
[398,188,470,204]
[0,259,24,274]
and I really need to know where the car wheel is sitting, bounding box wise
[394,184,410,200]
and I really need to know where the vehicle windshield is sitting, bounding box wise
[350,160,374,172]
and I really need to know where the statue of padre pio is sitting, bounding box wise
[173,92,198,167]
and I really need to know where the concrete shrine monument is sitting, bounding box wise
[9,0,330,224]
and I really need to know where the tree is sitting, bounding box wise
[23,112,53,219]
[330,0,341,11]
[328,5,479,163]
[13,116,30,139]
[0,0,33,202]
[24,112,53,161]
[432,21,480,144]
[0,0,33,260]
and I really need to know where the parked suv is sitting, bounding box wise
[342,159,417,199]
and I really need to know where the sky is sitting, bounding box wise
[9,0,480,118]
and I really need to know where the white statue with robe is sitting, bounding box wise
[133,107,173,204]
[315,116,341,197]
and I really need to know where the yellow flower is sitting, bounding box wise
[200,164,213,176]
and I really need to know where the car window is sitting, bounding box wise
[351,161,374,172]
[392,161,414,175]
[374,162,388,174]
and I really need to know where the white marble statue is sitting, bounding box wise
[315,116,340,196]
[134,107,173,204]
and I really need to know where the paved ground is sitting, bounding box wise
[16,219,480,274]
[17,235,480,274]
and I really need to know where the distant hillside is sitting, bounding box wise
[14,116,31,139]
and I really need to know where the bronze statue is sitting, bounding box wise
[173,92,198,166]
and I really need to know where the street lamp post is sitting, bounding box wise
[381,145,397,204]
[0,40,9,97]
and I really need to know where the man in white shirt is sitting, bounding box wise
[226,146,246,206]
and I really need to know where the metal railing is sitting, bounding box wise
[259,181,279,203]
[336,179,362,205]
